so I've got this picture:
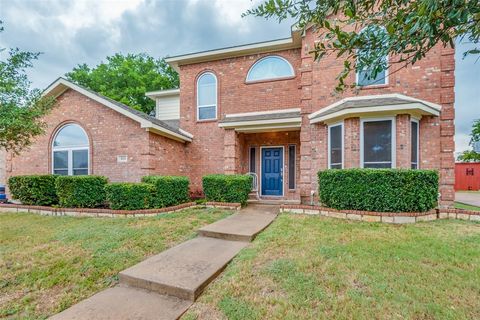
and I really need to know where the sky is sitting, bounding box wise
[0,0,478,153]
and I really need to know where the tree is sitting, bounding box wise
[0,21,55,154]
[245,0,480,91]
[66,53,179,114]
[458,119,480,162]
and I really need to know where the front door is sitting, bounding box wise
[261,147,283,196]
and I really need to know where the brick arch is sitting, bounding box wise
[48,120,94,175]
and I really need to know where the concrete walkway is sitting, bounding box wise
[50,204,278,320]
[456,192,480,207]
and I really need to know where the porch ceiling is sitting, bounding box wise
[309,93,441,124]
[219,108,302,133]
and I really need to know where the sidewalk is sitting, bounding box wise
[50,204,278,320]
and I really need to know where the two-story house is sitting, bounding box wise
[6,26,455,207]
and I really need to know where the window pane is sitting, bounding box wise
[53,151,68,169]
[330,164,342,169]
[363,120,392,166]
[358,68,386,86]
[411,121,418,168]
[54,124,89,147]
[198,106,216,120]
[54,169,68,175]
[73,169,88,176]
[198,73,216,106]
[73,149,88,169]
[330,125,342,167]
[288,145,296,189]
[249,147,256,173]
[247,56,294,81]
[364,163,391,168]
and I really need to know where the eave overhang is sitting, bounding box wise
[218,108,302,133]
[309,94,441,124]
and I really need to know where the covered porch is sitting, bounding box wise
[219,109,302,203]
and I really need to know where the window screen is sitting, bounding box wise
[411,121,419,169]
[363,120,393,168]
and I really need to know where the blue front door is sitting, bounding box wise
[261,147,283,196]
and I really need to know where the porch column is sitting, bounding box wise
[224,129,240,174]
[396,114,411,168]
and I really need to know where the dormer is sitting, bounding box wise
[146,89,180,122]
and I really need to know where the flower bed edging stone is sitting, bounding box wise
[0,201,240,218]
[280,204,480,224]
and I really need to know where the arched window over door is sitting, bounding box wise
[52,124,89,175]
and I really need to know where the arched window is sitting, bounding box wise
[52,124,89,175]
[246,56,294,82]
[356,26,389,86]
[197,72,217,120]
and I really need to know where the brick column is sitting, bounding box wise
[299,36,314,202]
[438,47,456,208]
[224,129,239,174]
[344,117,360,168]
[396,114,411,168]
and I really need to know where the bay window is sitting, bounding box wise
[361,118,395,168]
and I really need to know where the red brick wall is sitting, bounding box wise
[6,89,186,184]
[179,50,303,193]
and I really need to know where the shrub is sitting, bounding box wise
[202,174,253,206]
[318,169,439,212]
[55,175,108,208]
[8,175,58,205]
[105,183,155,210]
[141,175,190,208]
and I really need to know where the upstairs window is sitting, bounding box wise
[52,124,89,176]
[197,72,217,120]
[356,26,389,86]
[246,56,294,82]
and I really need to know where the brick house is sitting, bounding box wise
[6,27,455,207]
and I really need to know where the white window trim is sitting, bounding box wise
[288,144,296,190]
[411,118,420,169]
[246,55,295,83]
[328,122,344,169]
[196,72,217,121]
[360,117,396,168]
[259,146,285,197]
[51,125,90,176]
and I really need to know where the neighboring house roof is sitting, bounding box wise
[165,30,302,71]
[43,78,193,143]
[145,88,180,100]
[218,108,302,133]
[309,93,442,124]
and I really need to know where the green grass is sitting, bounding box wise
[0,208,231,319]
[455,202,480,211]
[184,214,480,320]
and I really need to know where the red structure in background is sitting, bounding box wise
[455,163,480,191]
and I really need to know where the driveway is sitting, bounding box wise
[456,192,480,207]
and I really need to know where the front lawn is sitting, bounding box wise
[184,214,480,320]
[0,208,231,319]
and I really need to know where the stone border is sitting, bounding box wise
[280,204,480,224]
[0,201,240,218]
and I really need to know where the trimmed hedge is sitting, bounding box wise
[141,175,190,208]
[318,169,439,212]
[202,174,253,206]
[105,183,155,210]
[8,175,58,205]
[55,176,108,208]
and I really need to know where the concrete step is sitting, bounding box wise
[119,237,248,301]
[49,285,191,320]
[197,205,278,242]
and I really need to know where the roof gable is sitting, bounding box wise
[43,78,192,143]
